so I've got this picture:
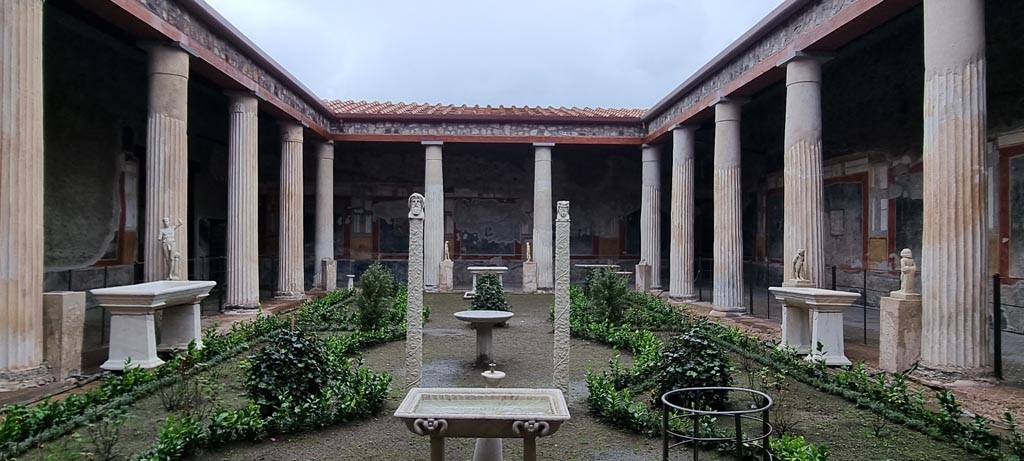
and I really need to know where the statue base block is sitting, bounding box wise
[880,295,922,373]
[439,260,454,292]
[522,261,537,293]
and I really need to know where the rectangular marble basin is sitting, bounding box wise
[91,280,216,311]
[395,388,570,439]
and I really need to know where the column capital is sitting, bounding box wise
[713,98,745,123]
[280,121,303,143]
[421,141,444,146]
[776,50,835,68]
[671,124,698,133]
[139,42,191,78]
[641,144,660,162]
[318,140,335,160]
[533,142,555,148]
[225,91,258,113]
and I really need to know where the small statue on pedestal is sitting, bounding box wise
[159,217,183,280]
[898,248,917,295]
[793,249,808,282]
[444,240,452,261]
[525,242,533,262]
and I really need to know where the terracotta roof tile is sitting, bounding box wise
[323,99,644,121]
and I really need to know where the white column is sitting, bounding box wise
[640,145,662,290]
[276,122,305,299]
[0,0,49,389]
[712,99,745,315]
[225,92,260,309]
[143,44,189,282]
[423,141,444,291]
[920,0,990,375]
[781,54,826,287]
[313,141,335,290]
[533,142,554,290]
[669,125,697,300]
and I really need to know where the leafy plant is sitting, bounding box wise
[770,435,830,461]
[206,404,266,445]
[656,329,735,409]
[135,415,204,461]
[1004,412,1024,459]
[244,329,330,416]
[470,273,510,312]
[81,409,126,461]
[356,262,396,330]
[587,269,629,324]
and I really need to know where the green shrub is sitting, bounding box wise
[470,274,510,311]
[244,329,330,416]
[356,263,396,330]
[770,435,830,461]
[135,415,204,461]
[587,269,629,324]
[656,329,735,409]
[206,404,266,445]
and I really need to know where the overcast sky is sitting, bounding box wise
[204,0,785,109]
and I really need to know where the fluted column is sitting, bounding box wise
[640,145,662,290]
[423,141,444,291]
[781,54,826,287]
[313,141,335,290]
[533,142,554,290]
[224,93,260,309]
[276,122,305,299]
[1,0,49,389]
[669,125,697,300]
[143,44,189,281]
[712,99,745,315]
[920,0,990,376]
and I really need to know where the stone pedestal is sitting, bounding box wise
[347,274,355,290]
[43,292,86,379]
[0,0,48,390]
[406,194,426,389]
[635,263,651,293]
[920,0,990,376]
[640,145,661,290]
[533,143,555,290]
[670,125,697,300]
[423,142,444,291]
[522,261,538,293]
[769,286,860,366]
[92,280,215,371]
[880,292,922,373]
[225,92,260,309]
[143,44,190,282]
[321,258,337,291]
[276,122,305,299]
[712,99,745,315]
[439,260,454,292]
[314,141,335,290]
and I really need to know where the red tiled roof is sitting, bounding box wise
[324,100,644,121]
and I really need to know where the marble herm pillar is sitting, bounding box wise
[781,54,826,287]
[276,122,305,299]
[669,126,697,300]
[533,143,555,290]
[225,93,260,309]
[314,141,335,290]
[712,99,745,315]
[553,201,571,392]
[640,145,662,290]
[406,194,426,389]
[423,142,444,291]
[143,44,190,282]
[920,0,990,376]
[0,0,49,389]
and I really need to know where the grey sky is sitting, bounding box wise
[204,0,786,109]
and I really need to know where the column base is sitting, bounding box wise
[915,362,995,384]
[668,294,697,303]
[224,303,261,312]
[0,365,54,392]
[273,291,306,300]
[708,307,746,318]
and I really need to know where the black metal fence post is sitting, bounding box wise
[994,274,1003,381]
[863,268,868,344]
[831,266,837,291]
[748,262,754,316]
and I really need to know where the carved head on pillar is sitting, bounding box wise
[556,201,570,222]
[408,193,425,219]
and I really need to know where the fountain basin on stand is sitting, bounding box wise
[454,310,514,365]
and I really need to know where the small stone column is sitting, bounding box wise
[712,99,745,315]
[0,0,49,389]
[314,141,335,290]
[533,143,555,290]
[225,92,260,309]
[423,142,444,291]
[143,44,190,282]
[669,125,697,300]
[553,201,571,392]
[276,122,305,299]
[781,53,827,287]
[640,145,662,290]
[921,0,990,376]
[406,194,426,389]
[43,292,86,379]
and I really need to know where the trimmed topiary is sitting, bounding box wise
[470,273,510,311]
[356,262,396,330]
[656,328,735,409]
[587,269,629,324]
[244,329,330,416]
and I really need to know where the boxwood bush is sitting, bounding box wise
[470,273,510,311]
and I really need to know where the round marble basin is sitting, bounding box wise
[454,310,515,324]
[454,310,515,365]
